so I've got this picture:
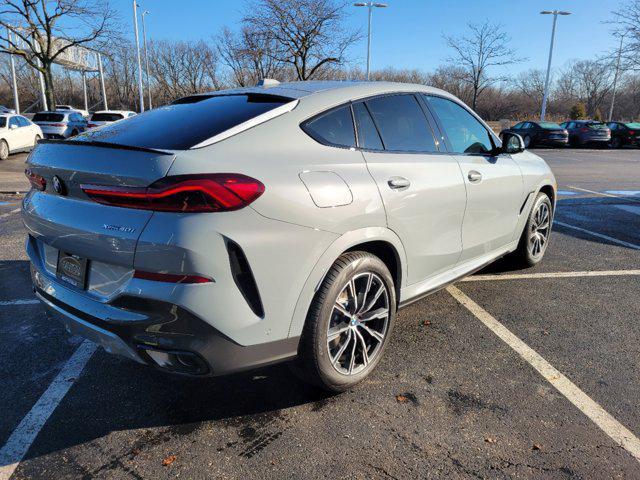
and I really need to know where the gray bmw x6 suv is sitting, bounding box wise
[23,81,556,391]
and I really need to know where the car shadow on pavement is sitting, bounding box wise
[16,343,333,465]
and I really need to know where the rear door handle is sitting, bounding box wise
[387,176,411,190]
[468,170,482,183]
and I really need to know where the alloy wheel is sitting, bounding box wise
[327,272,390,375]
[528,201,551,258]
[0,141,8,160]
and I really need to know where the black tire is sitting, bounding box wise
[610,137,622,149]
[509,192,553,268]
[293,251,396,392]
[70,129,79,137]
[0,140,8,161]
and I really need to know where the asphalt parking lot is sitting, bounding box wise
[1,148,639,479]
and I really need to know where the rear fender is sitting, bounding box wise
[287,226,407,339]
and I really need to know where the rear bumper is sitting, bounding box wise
[29,254,299,377]
[538,137,568,146]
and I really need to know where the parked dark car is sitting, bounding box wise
[500,121,568,148]
[606,121,640,148]
[559,120,611,147]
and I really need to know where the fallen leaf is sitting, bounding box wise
[395,394,409,403]
[162,455,177,466]
[542,330,550,336]
[532,444,542,451]
[422,319,431,326]
[484,437,497,444]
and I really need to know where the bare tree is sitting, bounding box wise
[242,0,360,81]
[217,26,286,87]
[611,0,640,70]
[443,21,521,110]
[0,0,118,109]
[149,40,219,103]
[556,60,613,116]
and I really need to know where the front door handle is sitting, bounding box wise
[388,176,411,190]
[468,170,482,183]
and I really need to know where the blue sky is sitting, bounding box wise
[114,0,622,75]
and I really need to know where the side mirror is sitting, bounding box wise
[10,124,18,130]
[501,132,525,154]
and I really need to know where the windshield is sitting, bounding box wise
[91,112,124,122]
[75,93,293,150]
[586,122,608,130]
[539,122,563,130]
[33,113,65,122]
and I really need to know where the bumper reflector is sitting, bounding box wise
[133,270,213,284]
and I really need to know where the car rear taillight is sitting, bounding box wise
[133,270,212,284]
[25,169,46,191]
[80,174,264,212]
[580,127,589,133]
[629,130,635,136]
[87,123,97,128]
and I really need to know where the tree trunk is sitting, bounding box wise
[42,64,56,111]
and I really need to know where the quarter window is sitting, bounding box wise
[365,95,437,152]
[8,117,20,129]
[303,105,355,148]
[353,102,383,150]
[425,95,494,154]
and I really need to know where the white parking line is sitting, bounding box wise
[0,340,97,480]
[568,186,640,203]
[447,285,640,463]
[0,208,20,220]
[0,299,40,306]
[463,269,640,282]
[554,220,640,250]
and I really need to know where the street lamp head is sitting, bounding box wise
[540,10,571,15]
[558,11,571,15]
[143,10,150,15]
[373,3,388,7]
[354,3,367,6]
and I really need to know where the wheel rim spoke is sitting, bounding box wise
[360,307,389,322]
[354,329,369,367]
[347,333,357,374]
[333,302,351,318]
[327,325,349,342]
[331,329,352,366]
[358,273,373,313]
[359,323,384,343]
[348,279,358,313]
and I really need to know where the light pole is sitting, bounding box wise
[608,33,626,122]
[540,10,571,122]
[354,2,387,81]
[141,9,152,110]
[132,0,145,112]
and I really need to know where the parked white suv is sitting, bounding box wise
[87,110,137,130]
[32,111,88,139]
[0,114,42,160]
[23,81,555,391]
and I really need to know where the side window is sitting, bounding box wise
[512,122,523,130]
[365,94,437,152]
[352,102,383,150]
[8,117,20,128]
[425,95,494,154]
[18,116,30,127]
[302,105,355,148]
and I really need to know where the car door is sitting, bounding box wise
[357,94,467,284]
[423,94,523,263]
[17,116,35,146]
[7,116,24,149]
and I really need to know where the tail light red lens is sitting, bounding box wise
[25,169,46,191]
[133,270,212,284]
[580,127,589,133]
[81,174,264,213]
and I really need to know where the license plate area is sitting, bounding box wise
[56,251,88,289]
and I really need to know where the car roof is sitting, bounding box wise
[93,110,133,114]
[187,80,457,103]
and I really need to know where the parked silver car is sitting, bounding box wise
[23,81,556,391]
[32,111,88,139]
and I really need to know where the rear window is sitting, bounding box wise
[91,112,124,122]
[539,122,562,130]
[302,105,355,148]
[587,122,608,130]
[33,113,65,122]
[366,94,437,152]
[76,93,292,150]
